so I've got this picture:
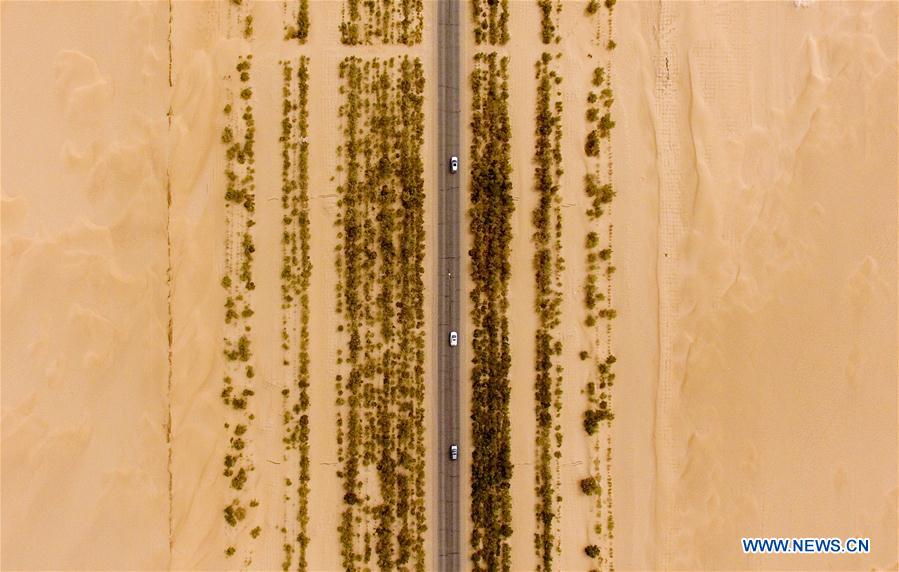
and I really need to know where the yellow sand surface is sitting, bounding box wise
[2,1,895,570]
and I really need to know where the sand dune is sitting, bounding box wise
[2,1,895,570]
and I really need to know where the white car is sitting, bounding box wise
[449,331,458,347]
[449,156,459,173]
[449,444,459,461]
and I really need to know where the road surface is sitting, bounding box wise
[437,0,461,570]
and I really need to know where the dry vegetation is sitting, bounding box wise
[340,0,423,45]
[334,56,428,572]
[220,54,260,565]
[228,0,255,41]
[472,0,509,45]
[469,52,514,572]
[279,56,312,572]
[532,52,565,572]
[586,0,617,50]
[284,0,310,43]
[537,0,561,44]
[581,2,618,568]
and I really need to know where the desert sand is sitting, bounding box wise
[2,1,896,571]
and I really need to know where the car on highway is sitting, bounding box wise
[449,330,458,347]
[449,155,459,173]
[450,444,458,460]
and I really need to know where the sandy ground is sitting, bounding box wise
[2,1,438,570]
[471,1,897,571]
[2,1,896,571]
[639,2,897,569]
[2,2,171,568]
[168,2,439,570]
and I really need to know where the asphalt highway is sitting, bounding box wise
[436,0,461,569]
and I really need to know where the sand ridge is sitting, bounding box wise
[2,1,896,570]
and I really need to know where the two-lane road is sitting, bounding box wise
[436,0,461,570]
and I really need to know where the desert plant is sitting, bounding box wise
[219,56,259,560]
[334,56,428,571]
[340,0,423,45]
[469,52,514,572]
[472,0,509,45]
[580,477,600,495]
[531,53,566,571]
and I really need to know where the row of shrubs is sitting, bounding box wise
[334,56,428,572]
[284,0,310,42]
[340,0,423,45]
[278,57,313,572]
[586,0,618,50]
[580,3,618,563]
[469,52,514,572]
[220,54,259,560]
[537,0,561,44]
[531,52,566,572]
[472,0,509,45]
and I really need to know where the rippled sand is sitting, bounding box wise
[2,1,895,570]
